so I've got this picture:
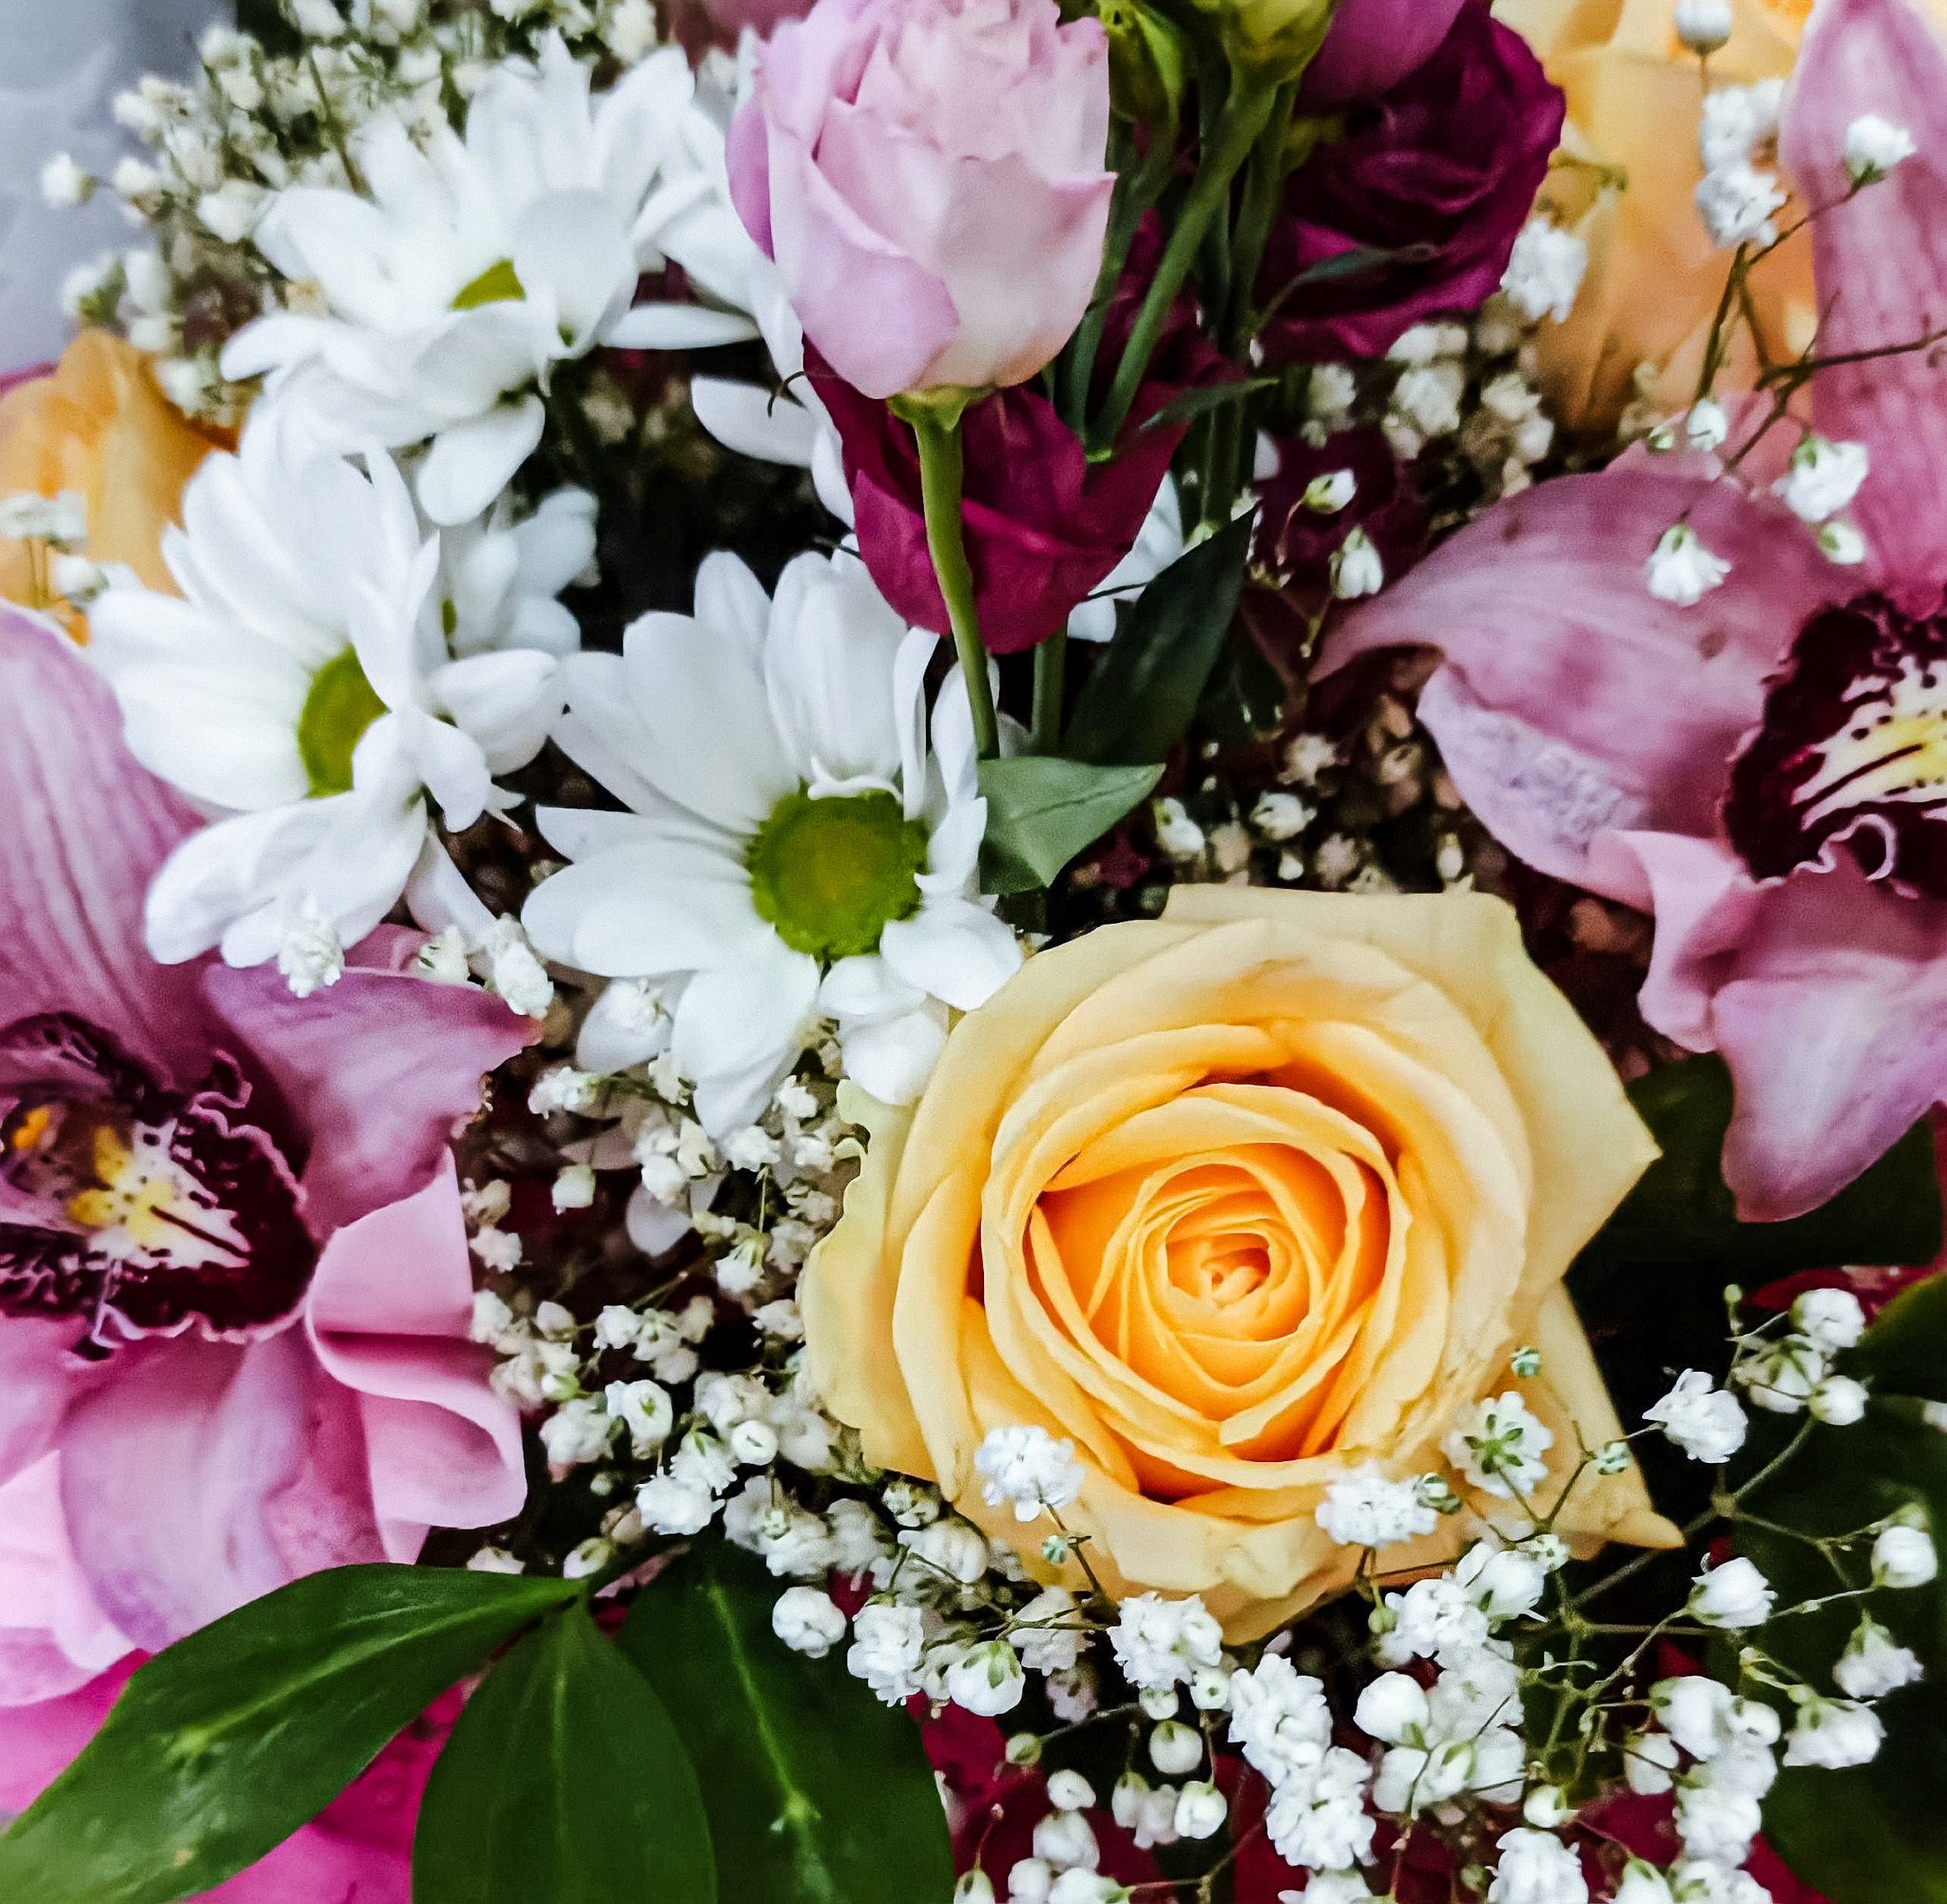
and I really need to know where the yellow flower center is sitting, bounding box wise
[297,647,387,798]
[745,788,929,962]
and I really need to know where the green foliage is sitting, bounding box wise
[1739,1340,1947,1903]
[979,756,1163,894]
[414,1600,714,1904]
[1064,511,1254,767]
[0,1566,575,1904]
[619,1545,954,1904]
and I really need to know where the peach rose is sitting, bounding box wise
[805,886,1676,1636]
[0,332,222,618]
[1505,0,1947,433]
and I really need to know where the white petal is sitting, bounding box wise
[416,397,547,526]
[521,837,766,978]
[432,648,563,773]
[577,977,679,1073]
[673,942,820,1136]
[406,834,496,946]
[838,1004,949,1106]
[763,553,907,788]
[692,550,772,665]
[879,899,1022,1013]
[513,189,638,351]
[619,611,794,833]
[689,377,822,468]
[893,625,936,822]
[603,303,761,350]
[819,953,926,1024]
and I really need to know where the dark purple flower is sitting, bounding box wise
[1300,0,1468,107]
[1258,0,1563,362]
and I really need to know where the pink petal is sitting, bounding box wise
[0,1454,132,1706]
[1320,471,1834,887]
[1709,858,1947,1220]
[0,1655,134,1817]
[305,1161,526,1562]
[0,612,210,1087]
[0,1319,93,1488]
[1782,0,1947,591]
[56,1330,381,1652]
[201,963,530,1236]
[1301,0,1467,106]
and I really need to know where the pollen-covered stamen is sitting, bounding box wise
[0,1017,315,1345]
[1725,594,1947,896]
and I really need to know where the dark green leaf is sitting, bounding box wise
[618,1545,953,1904]
[1195,618,1287,747]
[1133,378,1273,437]
[1573,1055,1940,1292]
[1065,512,1253,768]
[0,1565,576,1904]
[414,1600,713,1904]
[1843,1272,1947,1404]
[978,755,1162,894]
[1738,1399,1947,1903]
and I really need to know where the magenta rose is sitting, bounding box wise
[1258,0,1563,361]
[726,0,1116,400]
[1299,0,1468,106]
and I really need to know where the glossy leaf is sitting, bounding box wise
[1065,510,1254,767]
[617,1546,953,1904]
[0,1565,576,1904]
[978,755,1162,894]
[414,1599,713,1904]
[1574,1054,1940,1289]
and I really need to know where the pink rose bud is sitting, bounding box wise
[727,0,1116,400]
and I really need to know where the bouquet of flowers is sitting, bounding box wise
[2,0,1946,1899]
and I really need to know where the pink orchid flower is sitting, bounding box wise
[1323,0,1947,1222]
[0,611,530,1705]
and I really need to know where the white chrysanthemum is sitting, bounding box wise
[222,35,754,523]
[88,416,573,972]
[522,548,1022,1132]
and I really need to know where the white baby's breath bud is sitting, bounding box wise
[562,1536,614,1581]
[1046,1769,1095,1812]
[289,0,347,36]
[1843,113,1917,185]
[1302,470,1357,513]
[956,1871,999,1904]
[197,180,267,245]
[729,1418,781,1467]
[974,1425,1086,1520]
[947,1640,1028,1718]
[1173,1781,1227,1840]
[414,926,472,984]
[1688,1555,1775,1628]
[1152,797,1205,859]
[1148,1721,1204,1777]
[1511,1346,1542,1378]
[486,916,554,1018]
[467,1546,525,1573]
[1006,1731,1044,1766]
[1793,1286,1866,1351]
[1645,1370,1747,1463]
[551,1164,597,1212]
[1774,435,1869,524]
[1139,1685,1180,1721]
[1783,1694,1883,1769]
[1872,1520,1937,1588]
[1522,1785,1573,1829]
[1818,519,1868,565]
[1500,220,1587,322]
[1648,524,1731,606]
[1330,527,1384,601]
[39,154,94,208]
[772,1586,847,1658]
[1810,1375,1868,1425]
[1694,162,1787,249]
[1593,1440,1632,1475]
[276,902,344,999]
[1675,0,1734,52]
[1686,398,1730,451]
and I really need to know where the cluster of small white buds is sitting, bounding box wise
[1842,113,1918,187]
[1647,524,1731,606]
[974,1426,1087,1522]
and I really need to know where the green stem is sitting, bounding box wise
[1089,73,1279,454]
[910,410,1000,760]
[1031,626,1068,754]
[1221,84,1293,355]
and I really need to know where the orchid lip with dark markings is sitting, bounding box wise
[0,1012,315,1351]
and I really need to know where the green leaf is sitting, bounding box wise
[1065,511,1254,767]
[1573,1054,1940,1291]
[414,1600,714,1904]
[978,755,1162,894]
[0,1565,576,1904]
[617,1545,954,1904]
[1843,1271,1947,1404]
[1132,378,1274,438]
[1738,1398,1947,1903]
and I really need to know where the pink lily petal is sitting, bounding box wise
[0,612,210,1088]
[1783,0,1947,592]
[1320,471,1834,890]
[0,1318,94,1488]
[0,1657,134,1817]
[56,1330,383,1652]
[0,1454,131,1706]
[305,1161,526,1562]
[1709,858,1947,1220]
[200,963,530,1236]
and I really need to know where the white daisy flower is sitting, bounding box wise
[87,415,574,973]
[221,35,756,524]
[522,548,1022,1131]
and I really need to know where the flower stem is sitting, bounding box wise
[1031,626,1068,754]
[907,405,1000,760]
[1089,73,1280,454]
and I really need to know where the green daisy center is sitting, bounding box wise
[297,648,386,798]
[745,788,928,962]
[453,257,525,310]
